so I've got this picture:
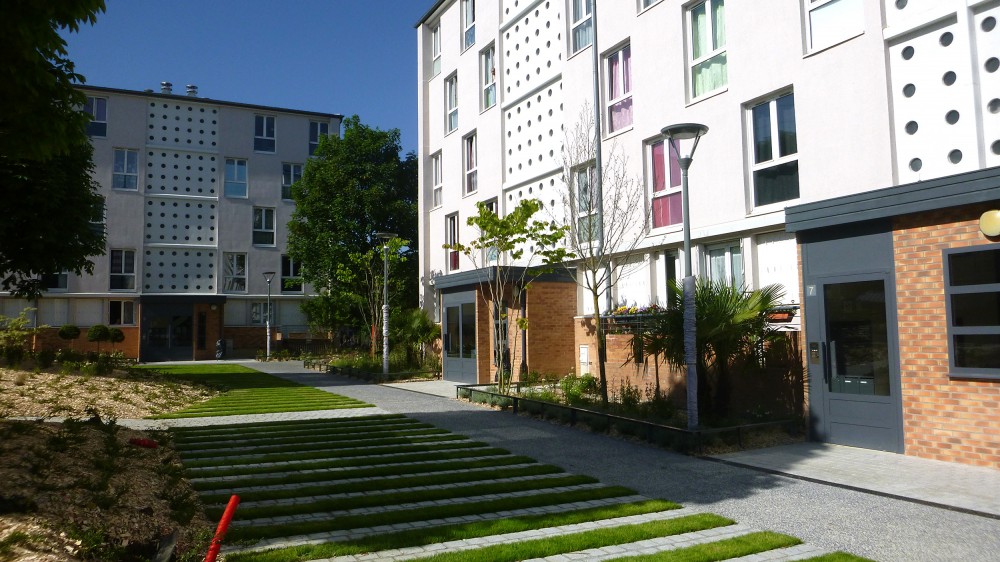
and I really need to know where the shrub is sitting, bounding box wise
[87,325,111,353]
[58,324,81,344]
[35,349,55,369]
[108,328,125,350]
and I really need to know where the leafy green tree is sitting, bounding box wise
[108,327,125,350]
[86,324,110,353]
[0,0,107,298]
[0,309,44,367]
[445,199,571,394]
[287,116,417,353]
[390,307,439,370]
[634,280,785,420]
[58,324,81,350]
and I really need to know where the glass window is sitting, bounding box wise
[110,249,136,291]
[446,214,460,272]
[462,0,476,49]
[688,0,727,98]
[807,0,864,52]
[483,199,499,264]
[606,45,633,133]
[465,133,478,195]
[481,45,496,110]
[42,272,68,291]
[253,207,275,246]
[223,253,247,292]
[309,121,329,155]
[749,92,799,207]
[281,255,303,292]
[84,96,107,137]
[431,152,443,208]
[431,24,442,76]
[575,165,599,243]
[706,241,743,288]
[109,300,135,325]
[282,162,303,200]
[945,247,1000,378]
[445,75,459,133]
[649,140,682,228]
[254,115,276,152]
[250,302,271,325]
[572,0,594,53]
[641,0,663,9]
[225,158,248,198]
[112,148,138,190]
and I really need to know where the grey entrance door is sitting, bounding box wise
[808,275,903,452]
[142,304,194,362]
[442,292,477,383]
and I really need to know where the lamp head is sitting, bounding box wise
[375,231,397,241]
[660,123,709,141]
[263,271,276,283]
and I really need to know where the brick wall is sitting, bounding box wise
[225,326,268,358]
[525,281,576,376]
[33,326,140,359]
[893,204,1000,468]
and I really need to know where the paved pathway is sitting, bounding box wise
[132,360,1000,561]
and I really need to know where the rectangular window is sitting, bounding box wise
[431,24,442,76]
[945,247,1000,378]
[606,45,633,133]
[431,152,443,207]
[445,74,459,133]
[112,148,138,190]
[749,92,799,207]
[481,45,496,110]
[446,214,460,272]
[281,255,303,292]
[41,272,68,291]
[641,0,663,9]
[806,0,864,52]
[462,0,476,49]
[575,165,599,243]
[464,133,478,195]
[254,114,276,152]
[706,241,743,288]
[649,139,682,228]
[250,302,271,325]
[223,252,247,292]
[84,96,107,137]
[110,249,136,291]
[253,207,275,246]
[688,0,727,98]
[571,0,594,53]
[483,199,498,265]
[282,162,303,200]
[309,120,329,156]
[109,300,135,325]
[225,158,248,198]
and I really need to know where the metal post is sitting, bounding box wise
[263,271,275,360]
[382,239,390,376]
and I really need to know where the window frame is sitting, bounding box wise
[943,246,1000,380]
[482,198,499,265]
[687,0,728,99]
[431,24,442,77]
[84,96,108,137]
[648,139,683,229]
[461,0,476,50]
[250,302,271,325]
[481,44,497,111]
[571,0,594,54]
[445,74,459,134]
[224,158,248,198]
[252,207,276,246]
[747,91,800,209]
[254,114,276,153]
[464,133,478,195]
[112,148,139,191]
[109,300,135,326]
[640,0,664,11]
[109,249,136,291]
[282,162,303,200]
[431,152,443,208]
[446,213,460,272]
[309,120,329,156]
[705,241,744,288]
[804,0,864,53]
[41,271,69,292]
[281,255,304,293]
[223,252,248,293]
[605,44,633,134]
[574,164,600,244]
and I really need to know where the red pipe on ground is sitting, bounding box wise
[204,494,240,562]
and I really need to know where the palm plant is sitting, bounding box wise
[635,279,785,421]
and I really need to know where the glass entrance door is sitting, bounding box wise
[823,281,891,397]
[442,294,477,383]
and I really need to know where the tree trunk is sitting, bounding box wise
[591,284,609,407]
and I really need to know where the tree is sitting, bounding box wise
[86,324,110,353]
[445,199,571,394]
[287,116,417,353]
[557,104,649,406]
[108,327,125,351]
[0,1,107,298]
[58,324,81,350]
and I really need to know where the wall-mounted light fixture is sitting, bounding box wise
[980,210,1000,237]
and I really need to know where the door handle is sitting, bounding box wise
[821,342,830,386]
[828,340,837,386]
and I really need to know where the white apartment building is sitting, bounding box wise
[417,0,1000,466]
[0,83,341,361]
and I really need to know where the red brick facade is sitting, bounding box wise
[893,205,1000,468]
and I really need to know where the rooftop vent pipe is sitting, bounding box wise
[160,81,173,94]
[186,84,198,97]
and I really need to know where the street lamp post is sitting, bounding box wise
[660,123,708,430]
[375,232,397,375]
[263,271,276,360]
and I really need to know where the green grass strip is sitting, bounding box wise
[178,434,464,466]
[226,485,638,542]
[178,430,458,457]
[213,475,598,521]
[171,420,430,445]
[190,453,530,491]
[224,500,681,562]
[607,531,801,561]
[185,442,500,479]
[169,414,407,436]
[799,554,876,562]
[198,463,562,505]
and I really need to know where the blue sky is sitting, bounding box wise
[60,0,430,154]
